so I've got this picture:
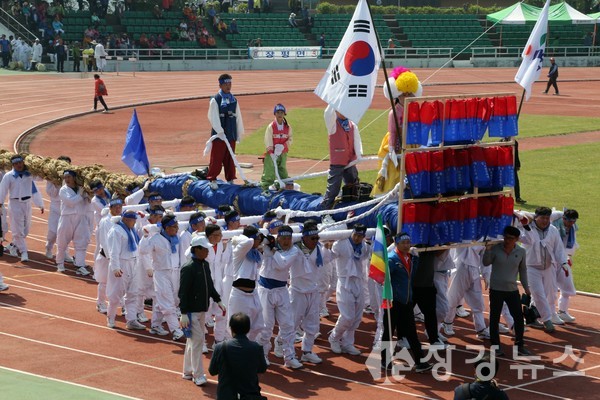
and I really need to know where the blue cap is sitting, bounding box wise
[63,170,77,177]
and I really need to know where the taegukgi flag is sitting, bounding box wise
[314,0,382,123]
[515,0,550,101]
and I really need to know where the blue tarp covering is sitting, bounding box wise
[148,176,390,227]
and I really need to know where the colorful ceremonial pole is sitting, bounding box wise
[369,214,393,361]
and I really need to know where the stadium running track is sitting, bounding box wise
[0,68,599,399]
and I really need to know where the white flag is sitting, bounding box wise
[515,0,550,101]
[314,0,381,123]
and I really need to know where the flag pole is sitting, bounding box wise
[365,0,402,157]
[516,88,526,119]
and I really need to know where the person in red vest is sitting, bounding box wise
[92,74,109,113]
[320,105,362,209]
[260,103,293,192]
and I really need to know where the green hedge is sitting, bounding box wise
[315,2,502,15]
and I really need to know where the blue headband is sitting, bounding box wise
[148,195,162,201]
[109,198,123,207]
[219,78,232,84]
[190,216,204,226]
[122,211,138,220]
[395,234,411,243]
[163,218,178,227]
[91,182,104,190]
[226,215,240,223]
[11,156,24,164]
[303,229,319,237]
[278,230,292,237]
[63,170,77,177]
[149,208,164,216]
[269,220,283,230]
[353,228,366,236]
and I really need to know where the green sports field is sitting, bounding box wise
[0,367,138,400]
[238,111,600,293]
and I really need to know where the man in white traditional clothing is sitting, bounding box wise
[257,224,303,369]
[31,38,43,71]
[106,210,145,330]
[45,155,71,260]
[93,39,107,72]
[55,170,92,275]
[328,224,371,356]
[228,225,267,350]
[0,154,45,262]
[140,214,185,340]
[94,197,123,314]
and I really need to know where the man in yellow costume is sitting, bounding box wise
[372,67,422,196]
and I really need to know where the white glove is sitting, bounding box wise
[274,144,284,156]
[217,301,227,315]
[216,131,227,141]
[389,148,398,167]
[180,313,190,328]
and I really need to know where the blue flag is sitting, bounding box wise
[122,109,150,175]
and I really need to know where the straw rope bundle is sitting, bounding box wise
[0,151,146,197]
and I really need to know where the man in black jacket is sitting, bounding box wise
[179,235,226,387]
[543,57,559,95]
[209,312,268,400]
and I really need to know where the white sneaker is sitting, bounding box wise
[294,330,303,343]
[328,334,342,354]
[209,181,218,190]
[0,283,9,291]
[20,252,29,262]
[64,255,75,263]
[442,322,455,336]
[8,244,19,257]
[498,323,510,333]
[414,312,425,322]
[126,320,146,330]
[273,340,284,358]
[363,305,374,314]
[285,358,303,369]
[202,342,209,354]
[558,310,576,323]
[107,318,116,329]
[551,313,565,325]
[56,264,66,272]
[181,373,193,380]
[395,337,410,350]
[193,375,207,386]
[137,312,149,323]
[76,266,90,276]
[264,355,270,366]
[477,328,490,340]
[319,307,329,318]
[429,339,448,350]
[205,317,215,328]
[149,325,169,336]
[437,331,448,342]
[96,303,108,314]
[173,329,184,341]
[300,352,322,364]
[341,345,361,356]
[45,251,54,259]
[456,305,471,318]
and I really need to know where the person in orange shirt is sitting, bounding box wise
[92,74,109,113]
